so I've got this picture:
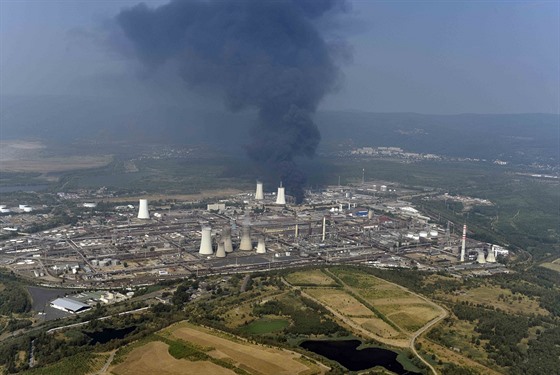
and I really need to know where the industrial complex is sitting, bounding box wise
[0,179,509,296]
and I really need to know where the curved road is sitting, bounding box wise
[283,269,448,375]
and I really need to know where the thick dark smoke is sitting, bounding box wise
[115,0,347,202]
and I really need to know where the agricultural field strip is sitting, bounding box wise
[281,277,410,348]
[166,322,324,374]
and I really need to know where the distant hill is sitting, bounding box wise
[1,95,557,163]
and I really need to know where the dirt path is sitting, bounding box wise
[284,268,448,375]
[95,350,116,375]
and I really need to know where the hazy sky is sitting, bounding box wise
[1,0,558,114]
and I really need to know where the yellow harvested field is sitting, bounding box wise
[304,288,375,317]
[167,323,322,375]
[353,317,401,338]
[111,341,235,375]
[285,270,337,286]
[540,262,560,273]
[387,305,441,332]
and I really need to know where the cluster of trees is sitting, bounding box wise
[450,303,560,374]
[0,271,31,315]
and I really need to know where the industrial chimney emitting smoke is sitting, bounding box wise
[137,199,150,219]
[460,224,467,262]
[256,236,266,254]
[255,181,264,200]
[276,182,286,205]
[199,227,213,255]
[239,226,252,251]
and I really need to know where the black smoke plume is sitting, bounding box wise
[116,0,346,202]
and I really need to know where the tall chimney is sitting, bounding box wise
[275,182,286,205]
[255,181,264,200]
[239,226,253,251]
[460,224,467,262]
[137,199,150,219]
[322,217,326,242]
[199,227,213,255]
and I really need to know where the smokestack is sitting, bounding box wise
[223,227,234,253]
[216,240,226,258]
[199,227,213,255]
[295,224,299,239]
[256,236,266,254]
[486,248,496,263]
[137,199,150,219]
[255,181,264,200]
[276,183,286,205]
[460,224,467,262]
[239,226,253,251]
[476,250,486,264]
[322,217,326,242]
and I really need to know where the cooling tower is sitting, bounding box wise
[486,249,496,263]
[216,241,226,258]
[199,227,213,255]
[460,224,467,262]
[256,236,266,254]
[137,199,150,219]
[476,250,486,264]
[239,226,253,251]
[223,227,234,253]
[255,181,264,200]
[275,185,286,205]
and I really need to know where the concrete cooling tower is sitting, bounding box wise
[486,249,496,263]
[137,199,150,219]
[223,227,234,253]
[239,226,253,251]
[275,185,286,205]
[199,227,213,255]
[215,241,226,258]
[255,181,264,200]
[476,250,486,264]
[256,236,266,254]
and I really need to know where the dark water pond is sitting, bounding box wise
[87,326,136,345]
[300,339,421,374]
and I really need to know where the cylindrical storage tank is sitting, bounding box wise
[429,230,438,237]
[239,227,252,251]
[199,227,213,255]
[137,199,150,219]
[380,185,387,192]
[368,210,373,219]
[23,207,33,212]
[215,241,226,258]
[256,237,266,254]
[419,231,428,238]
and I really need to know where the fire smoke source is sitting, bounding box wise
[116,0,347,203]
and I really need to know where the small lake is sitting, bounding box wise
[87,326,136,345]
[300,339,420,374]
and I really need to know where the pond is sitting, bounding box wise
[86,326,136,345]
[300,339,421,374]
